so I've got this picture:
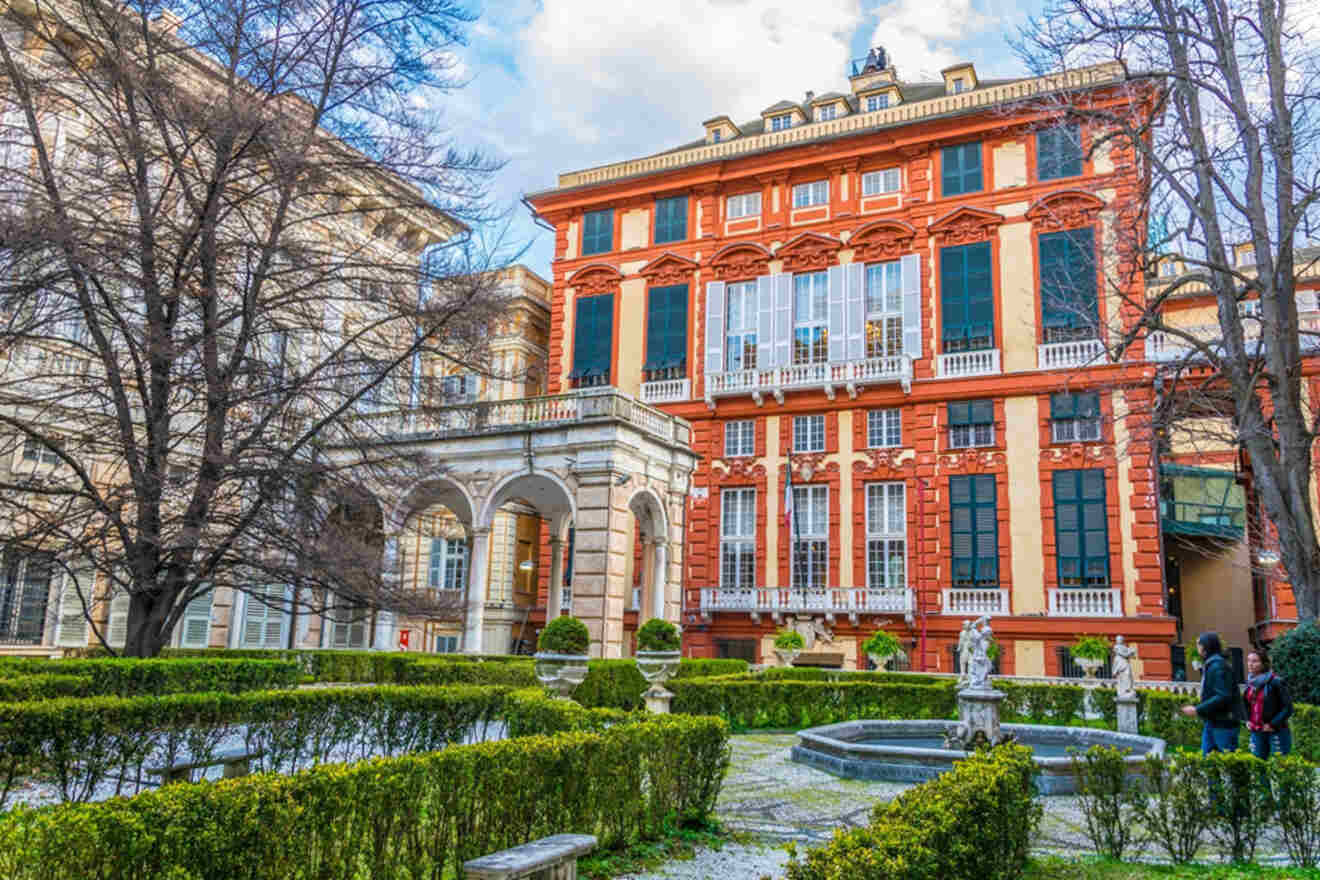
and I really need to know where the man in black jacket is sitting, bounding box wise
[1181,631,1244,753]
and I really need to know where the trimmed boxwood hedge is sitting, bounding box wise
[760,667,945,685]
[0,674,94,702]
[0,658,299,696]
[0,714,730,880]
[669,679,959,729]
[573,658,753,711]
[786,744,1040,880]
[0,684,631,809]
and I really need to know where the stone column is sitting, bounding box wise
[651,540,668,620]
[463,527,491,654]
[638,537,655,616]
[547,535,565,619]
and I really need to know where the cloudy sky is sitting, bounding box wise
[442,0,1045,278]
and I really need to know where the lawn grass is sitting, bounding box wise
[1026,856,1320,879]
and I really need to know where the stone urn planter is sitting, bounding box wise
[774,647,800,667]
[534,652,590,700]
[868,652,900,671]
[636,650,681,687]
[1076,657,1104,683]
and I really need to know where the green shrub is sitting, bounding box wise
[1141,690,1204,749]
[1069,745,1145,860]
[1136,752,1210,864]
[997,681,1086,725]
[574,659,648,710]
[1272,620,1320,706]
[538,616,590,654]
[670,679,957,730]
[1070,636,1111,663]
[1203,750,1270,864]
[860,630,903,662]
[0,658,298,696]
[0,714,730,880]
[773,629,805,651]
[759,667,944,686]
[0,674,93,702]
[1269,754,1320,867]
[402,658,536,688]
[673,658,747,679]
[787,745,1039,880]
[636,618,679,652]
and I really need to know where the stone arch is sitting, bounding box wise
[387,474,477,533]
[627,485,673,622]
[478,469,576,529]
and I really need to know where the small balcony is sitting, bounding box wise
[699,586,914,619]
[941,587,1009,616]
[1159,464,1245,539]
[1048,587,1123,617]
[1038,338,1105,371]
[639,377,690,404]
[936,348,1000,378]
[706,355,911,404]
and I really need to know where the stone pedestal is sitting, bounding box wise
[944,687,1014,750]
[643,685,673,714]
[1116,695,1139,735]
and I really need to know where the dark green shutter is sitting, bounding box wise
[1053,469,1109,587]
[948,400,992,426]
[1038,124,1082,181]
[571,294,614,380]
[942,142,983,196]
[644,285,688,370]
[1050,391,1098,419]
[940,242,993,349]
[1040,228,1097,330]
[950,474,998,586]
[655,196,687,244]
[582,210,613,256]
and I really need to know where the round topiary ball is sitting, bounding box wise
[1271,620,1320,705]
[636,618,680,652]
[537,616,590,655]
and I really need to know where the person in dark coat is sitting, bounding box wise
[1180,632,1244,753]
[1244,650,1294,758]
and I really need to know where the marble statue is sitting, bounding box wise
[1112,635,1137,698]
[967,615,994,691]
[956,620,974,686]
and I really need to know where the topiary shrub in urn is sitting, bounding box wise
[773,629,805,667]
[861,629,905,670]
[635,618,682,713]
[1071,635,1111,681]
[535,616,591,700]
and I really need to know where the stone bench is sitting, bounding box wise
[145,747,264,785]
[463,834,597,880]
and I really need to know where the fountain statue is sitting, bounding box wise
[943,615,1015,750]
[956,619,973,687]
[1112,635,1140,734]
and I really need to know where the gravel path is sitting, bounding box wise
[618,842,790,880]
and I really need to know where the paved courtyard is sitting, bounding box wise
[620,733,1299,880]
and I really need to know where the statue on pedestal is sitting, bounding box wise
[967,615,994,691]
[956,620,974,686]
[1112,635,1137,699]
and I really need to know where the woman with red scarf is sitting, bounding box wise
[1244,650,1294,758]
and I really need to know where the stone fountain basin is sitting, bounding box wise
[791,719,1165,795]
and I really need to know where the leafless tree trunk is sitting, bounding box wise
[1015,0,1320,621]
[0,0,511,655]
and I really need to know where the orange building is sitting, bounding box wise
[526,52,1303,681]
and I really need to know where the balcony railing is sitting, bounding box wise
[706,355,910,402]
[640,377,690,404]
[1038,338,1106,371]
[1048,587,1123,617]
[941,588,1009,616]
[699,586,914,616]
[936,348,1000,378]
[374,388,692,447]
[1144,316,1320,363]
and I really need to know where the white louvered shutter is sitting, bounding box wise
[704,281,725,375]
[242,587,270,647]
[54,569,93,648]
[107,591,130,648]
[179,589,213,649]
[263,587,286,648]
[827,265,846,362]
[773,273,793,368]
[756,275,775,368]
[901,253,923,360]
[846,262,866,361]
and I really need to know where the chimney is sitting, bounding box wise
[151,9,183,37]
[805,90,815,104]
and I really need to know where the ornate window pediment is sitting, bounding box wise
[849,219,918,262]
[566,263,624,296]
[776,231,841,272]
[928,206,1005,245]
[1025,189,1105,233]
[637,252,698,286]
[708,241,773,281]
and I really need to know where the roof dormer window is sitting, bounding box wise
[817,104,837,121]
[866,94,890,112]
[952,77,967,94]
[771,114,793,131]
[713,129,721,143]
